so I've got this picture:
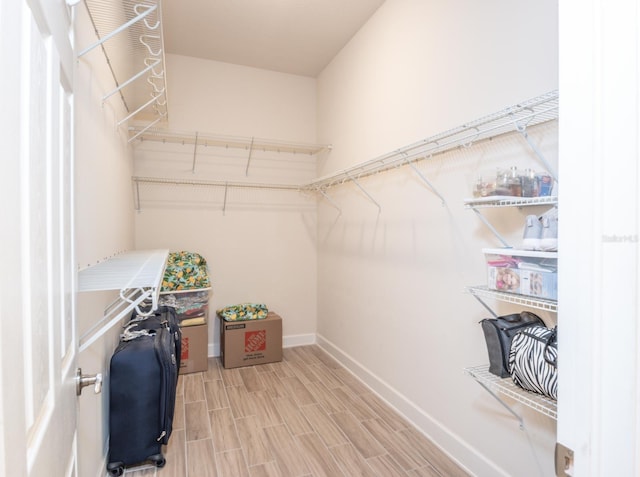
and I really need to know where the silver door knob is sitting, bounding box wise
[76,368,103,396]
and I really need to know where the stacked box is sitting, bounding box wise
[219,312,282,369]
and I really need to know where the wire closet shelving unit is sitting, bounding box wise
[129,90,559,212]
[76,0,169,134]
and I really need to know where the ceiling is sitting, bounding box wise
[161,0,386,77]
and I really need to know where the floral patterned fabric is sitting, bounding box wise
[217,303,268,321]
[161,251,210,292]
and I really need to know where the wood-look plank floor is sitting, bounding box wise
[119,345,469,477]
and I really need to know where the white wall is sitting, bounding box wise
[133,55,319,352]
[74,6,136,476]
[316,1,558,476]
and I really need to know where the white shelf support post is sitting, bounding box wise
[245,137,255,176]
[516,124,558,182]
[346,173,381,213]
[318,189,342,215]
[102,58,162,103]
[222,182,229,216]
[128,115,166,144]
[116,90,165,127]
[470,293,498,318]
[472,376,525,430]
[403,156,446,205]
[192,132,199,173]
[471,209,511,247]
[134,179,141,211]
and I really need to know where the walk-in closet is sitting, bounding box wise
[2,1,639,477]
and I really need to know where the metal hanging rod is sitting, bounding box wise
[128,127,331,156]
[304,90,558,192]
[132,176,301,191]
[133,176,303,212]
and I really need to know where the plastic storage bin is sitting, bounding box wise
[484,248,557,300]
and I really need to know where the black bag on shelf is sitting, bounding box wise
[480,311,545,377]
[508,325,558,400]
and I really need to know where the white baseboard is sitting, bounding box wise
[283,333,316,348]
[316,334,507,477]
[208,333,316,358]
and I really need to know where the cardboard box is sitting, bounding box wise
[220,312,282,369]
[179,322,208,374]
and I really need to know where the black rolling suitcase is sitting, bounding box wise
[107,306,181,476]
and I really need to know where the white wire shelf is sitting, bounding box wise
[128,127,331,156]
[78,249,168,292]
[465,365,557,420]
[79,0,169,129]
[466,285,558,313]
[78,249,168,352]
[127,91,557,213]
[463,195,558,209]
[304,90,558,191]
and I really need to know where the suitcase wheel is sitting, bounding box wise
[149,453,166,468]
[106,462,124,476]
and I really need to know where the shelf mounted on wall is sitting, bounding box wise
[465,365,557,425]
[77,249,168,353]
[463,196,558,247]
[70,0,170,133]
[304,89,558,209]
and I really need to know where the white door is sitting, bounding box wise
[0,1,78,476]
[558,1,640,476]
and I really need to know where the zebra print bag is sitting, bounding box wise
[508,326,557,400]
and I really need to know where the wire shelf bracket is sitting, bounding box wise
[464,196,558,247]
[403,156,446,206]
[77,249,168,353]
[318,189,342,215]
[465,365,558,422]
[346,173,381,213]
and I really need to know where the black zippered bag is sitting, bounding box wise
[480,311,545,377]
